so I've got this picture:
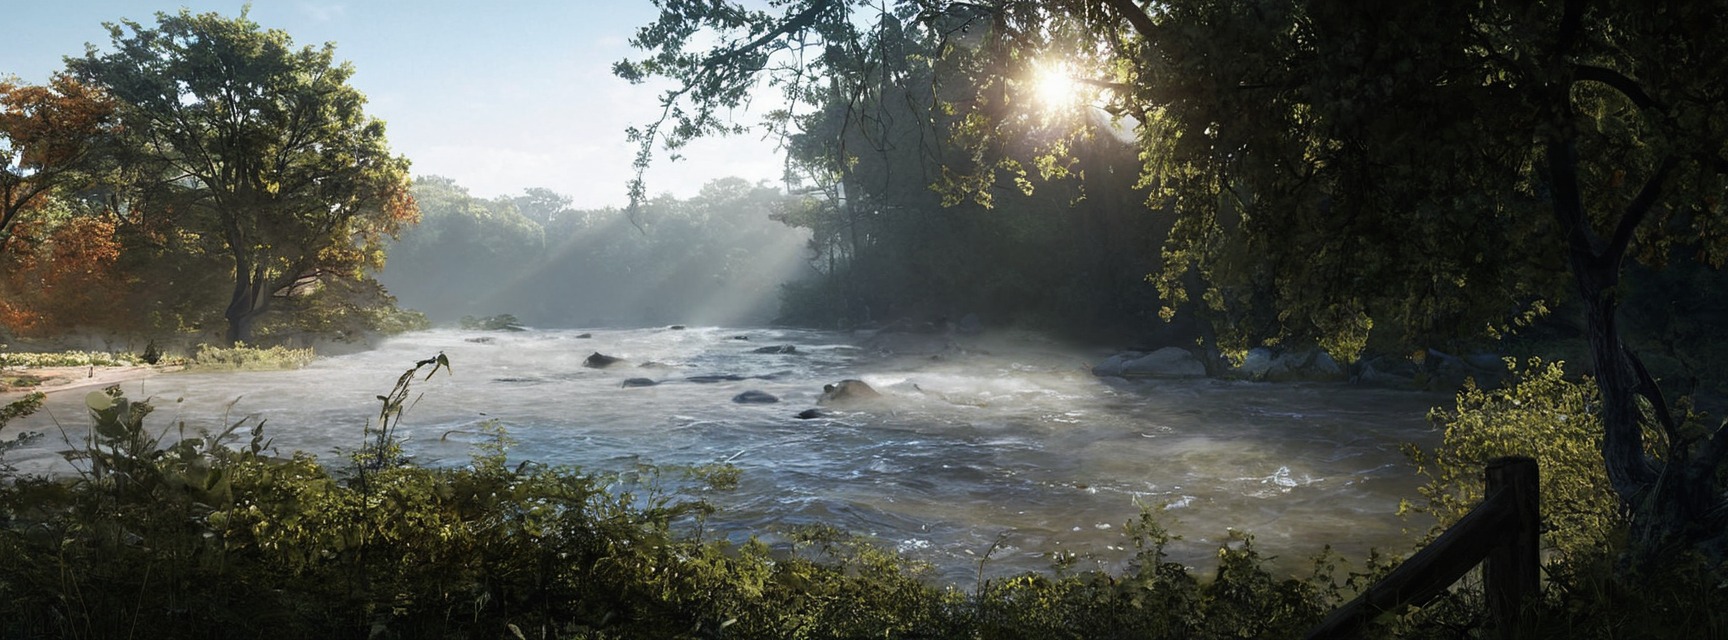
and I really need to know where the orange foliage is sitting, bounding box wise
[0,214,128,336]
[1,75,119,243]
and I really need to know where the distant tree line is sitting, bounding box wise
[380,176,811,328]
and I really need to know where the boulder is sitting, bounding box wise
[1095,347,1206,378]
[1263,348,1347,382]
[1233,347,1278,378]
[1352,358,1419,389]
[584,352,623,369]
[732,390,779,404]
[818,379,881,406]
[620,378,659,388]
[795,408,827,420]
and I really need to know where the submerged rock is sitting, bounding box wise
[732,390,779,404]
[750,344,799,354]
[1093,347,1206,379]
[795,408,826,419]
[584,352,623,368]
[687,374,748,383]
[620,378,659,388]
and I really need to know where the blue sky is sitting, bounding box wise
[5,1,784,207]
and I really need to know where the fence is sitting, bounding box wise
[1305,456,1539,639]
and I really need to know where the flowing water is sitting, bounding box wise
[2,327,1445,584]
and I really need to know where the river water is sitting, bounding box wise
[3,327,1445,584]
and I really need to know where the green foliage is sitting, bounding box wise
[0,349,144,368]
[187,343,317,371]
[1404,358,1620,560]
[0,392,43,469]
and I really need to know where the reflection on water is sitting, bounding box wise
[2,327,1444,584]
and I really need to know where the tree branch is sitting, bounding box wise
[1573,64,1661,111]
[701,0,835,72]
[1100,0,1157,42]
[1626,344,1680,446]
[1604,155,1677,267]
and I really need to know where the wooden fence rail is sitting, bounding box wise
[1305,456,1539,640]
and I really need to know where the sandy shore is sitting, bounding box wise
[1,364,180,400]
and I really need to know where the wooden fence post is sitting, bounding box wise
[1304,456,1541,639]
[1483,455,1539,638]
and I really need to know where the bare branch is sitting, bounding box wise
[1100,0,1157,42]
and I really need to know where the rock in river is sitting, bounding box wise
[732,390,780,404]
[818,379,881,406]
[584,352,623,368]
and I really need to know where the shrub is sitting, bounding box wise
[1403,357,1622,559]
[0,349,145,368]
[188,342,317,371]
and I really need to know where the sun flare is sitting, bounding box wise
[1031,62,1079,110]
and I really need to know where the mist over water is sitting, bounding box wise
[4,327,1443,584]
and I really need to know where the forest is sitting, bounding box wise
[4,1,1728,638]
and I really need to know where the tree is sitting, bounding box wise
[623,1,1728,561]
[0,74,117,253]
[68,9,417,344]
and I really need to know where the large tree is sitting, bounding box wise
[68,9,417,344]
[623,0,1728,562]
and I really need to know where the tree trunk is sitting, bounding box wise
[223,257,268,345]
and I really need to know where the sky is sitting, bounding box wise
[4,1,786,209]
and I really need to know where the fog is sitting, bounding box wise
[378,176,814,327]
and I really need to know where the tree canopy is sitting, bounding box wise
[0,74,118,251]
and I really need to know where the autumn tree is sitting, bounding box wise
[623,0,1728,562]
[68,9,417,344]
[0,74,117,253]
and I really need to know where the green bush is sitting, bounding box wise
[188,343,318,371]
[0,349,146,368]
[1403,357,1622,559]
[1400,356,1728,639]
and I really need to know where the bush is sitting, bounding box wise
[187,343,317,371]
[0,349,146,368]
[1403,357,1622,559]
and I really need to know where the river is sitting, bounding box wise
[2,327,1445,585]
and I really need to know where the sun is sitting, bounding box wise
[1031,62,1079,110]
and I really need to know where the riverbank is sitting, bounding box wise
[1,364,178,399]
